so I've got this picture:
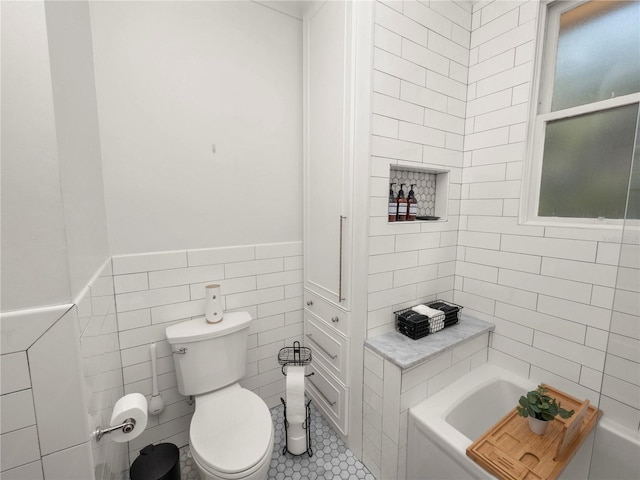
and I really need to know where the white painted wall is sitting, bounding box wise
[0,0,71,311]
[45,0,111,299]
[90,0,303,255]
[1,0,111,312]
[2,2,117,477]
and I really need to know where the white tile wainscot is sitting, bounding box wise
[362,315,493,480]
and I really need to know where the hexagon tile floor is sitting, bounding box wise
[178,401,375,480]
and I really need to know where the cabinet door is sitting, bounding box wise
[304,0,352,308]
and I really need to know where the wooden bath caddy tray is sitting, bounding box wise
[466,385,601,480]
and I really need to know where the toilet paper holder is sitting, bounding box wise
[278,341,314,457]
[93,418,136,442]
[278,341,313,376]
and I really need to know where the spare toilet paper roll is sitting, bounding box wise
[205,284,223,324]
[109,393,148,443]
[286,366,307,455]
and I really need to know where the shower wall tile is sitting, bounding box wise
[116,285,190,312]
[0,352,31,395]
[0,305,70,355]
[591,285,616,310]
[500,235,597,262]
[0,460,44,480]
[151,300,207,325]
[284,255,303,270]
[597,395,640,431]
[457,0,639,425]
[28,308,88,456]
[0,390,36,435]
[41,441,94,480]
[498,270,592,304]
[117,309,152,331]
[148,264,224,289]
[0,426,41,472]
[363,333,488,480]
[190,276,257,298]
[540,258,618,287]
[375,24,401,55]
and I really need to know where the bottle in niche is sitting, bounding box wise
[388,183,398,222]
[407,184,418,221]
[396,183,407,221]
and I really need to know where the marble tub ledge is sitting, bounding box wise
[364,314,494,370]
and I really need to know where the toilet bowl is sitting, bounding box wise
[165,312,274,480]
[189,385,274,480]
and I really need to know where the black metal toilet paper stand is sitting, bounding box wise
[278,341,313,457]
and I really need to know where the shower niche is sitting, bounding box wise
[389,165,449,222]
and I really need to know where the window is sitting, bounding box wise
[525,0,640,224]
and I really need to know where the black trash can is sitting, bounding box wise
[130,443,180,480]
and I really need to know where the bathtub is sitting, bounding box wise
[407,363,640,480]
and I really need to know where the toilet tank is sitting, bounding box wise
[165,312,251,396]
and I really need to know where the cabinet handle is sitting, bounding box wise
[331,316,339,323]
[339,215,346,302]
[306,300,313,306]
[307,377,337,406]
[305,333,338,360]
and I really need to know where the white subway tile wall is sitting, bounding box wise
[363,333,488,480]
[461,0,640,429]
[368,0,470,340]
[78,261,130,480]
[1,278,117,478]
[2,1,638,478]
[365,3,475,477]
[112,241,304,459]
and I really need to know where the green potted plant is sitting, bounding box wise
[516,384,574,435]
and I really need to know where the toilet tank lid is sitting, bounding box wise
[165,312,251,344]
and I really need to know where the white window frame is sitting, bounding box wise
[522,0,640,227]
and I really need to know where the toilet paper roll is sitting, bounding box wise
[287,424,307,455]
[109,393,148,443]
[205,284,223,324]
[286,366,306,424]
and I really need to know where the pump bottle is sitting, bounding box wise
[396,184,408,221]
[388,183,398,222]
[407,184,418,221]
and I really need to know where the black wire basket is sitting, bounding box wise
[278,341,312,368]
[394,300,462,340]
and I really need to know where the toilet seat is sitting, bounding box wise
[190,387,273,478]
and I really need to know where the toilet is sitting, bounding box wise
[165,312,274,480]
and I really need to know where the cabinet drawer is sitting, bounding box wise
[305,314,349,383]
[306,361,348,435]
[304,290,348,336]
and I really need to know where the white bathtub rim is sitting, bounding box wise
[408,362,640,480]
[410,362,534,424]
[409,363,535,455]
[597,415,640,444]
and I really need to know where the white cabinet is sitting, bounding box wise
[302,0,372,456]
[304,0,352,309]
